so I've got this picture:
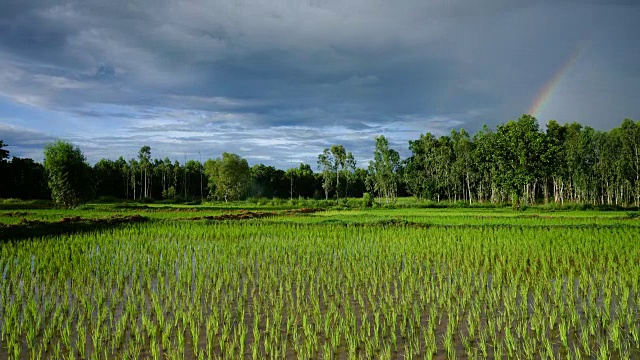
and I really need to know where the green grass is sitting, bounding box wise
[1,202,639,359]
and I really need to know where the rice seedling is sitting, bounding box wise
[0,207,638,358]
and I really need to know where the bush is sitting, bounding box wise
[626,211,640,219]
[454,200,469,208]
[43,141,94,208]
[162,186,176,199]
[345,198,363,208]
[363,193,374,207]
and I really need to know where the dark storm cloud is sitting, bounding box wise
[0,0,639,167]
[0,123,57,159]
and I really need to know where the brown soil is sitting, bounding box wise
[1,211,33,217]
[185,208,324,221]
[2,214,148,229]
[286,208,322,214]
[0,214,148,241]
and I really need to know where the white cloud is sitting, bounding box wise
[0,0,638,167]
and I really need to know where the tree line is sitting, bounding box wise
[1,115,638,207]
[404,116,640,207]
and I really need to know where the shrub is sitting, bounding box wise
[43,140,93,208]
[363,193,374,207]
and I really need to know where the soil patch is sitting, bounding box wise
[1,211,33,217]
[186,208,324,221]
[56,214,147,225]
[0,215,148,241]
[187,211,277,221]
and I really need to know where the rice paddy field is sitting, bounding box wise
[1,204,639,359]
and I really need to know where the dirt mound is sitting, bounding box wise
[188,211,276,221]
[1,215,149,241]
[109,214,147,223]
[186,208,323,221]
[2,211,33,217]
[57,214,147,224]
[156,208,200,213]
[284,208,323,214]
[4,214,149,228]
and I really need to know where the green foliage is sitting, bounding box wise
[204,153,251,202]
[137,146,153,198]
[367,135,401,203]
[4,117,640,207]
[317,145,355,200]
[93,158,127,199]
[619,119,640,206]
[0,145,50,200]
[1,206,639,358]
[363,192,374,207]
[250,164,287,198]
[493,114,546,204]
[162,186,176,199]
[404,133,436,199]
[317,148,334,200]
[43,140,93,208]
[284,163,320,199]
[404,116,640,207]
[0,140,9,161]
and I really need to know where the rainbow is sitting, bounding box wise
[527,45,584,117]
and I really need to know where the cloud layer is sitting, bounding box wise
[1,0,639,167]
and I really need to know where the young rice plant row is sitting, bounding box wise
[1,221,639,359]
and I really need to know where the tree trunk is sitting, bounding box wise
[336,170,339,200]
[124,172,129,199]
[466,173,472,205]
[544,178,549,204]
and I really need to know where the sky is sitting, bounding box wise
[1,0,639,168]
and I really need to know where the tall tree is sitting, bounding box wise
[367,135,401,203]
[43,140,93,208]
[349,168,368,198]
[472,125,499,203]
[451,129,476,204]
[115,157,129,199]
[342,152,356,197]
[493,114,546,207]
[185,160,204,199]
[545,120,568,204]
[317,149,336,200]
[173,160,183,198]
[94,159,123,199]
[204,153,251,202]
[138,146,152,198]
[619,119,640,206]
[129,158,139,200]
[405,133,438,200]
[317,145,349,199]
[594,130,618,205]
[162,157,173,196]
[330,145,347,199]
[563,123,599,204]
[285,163,318,199]
[5,157,49,199]
[251,164,288,198]
[434,136,454,201]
